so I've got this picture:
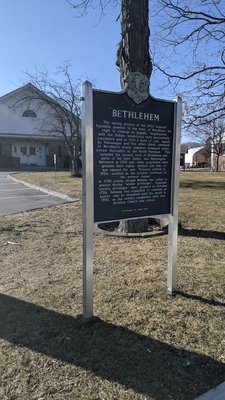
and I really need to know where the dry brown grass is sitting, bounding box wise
[14,171,82,199]
[0,171,224,400]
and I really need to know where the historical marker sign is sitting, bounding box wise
[93,90,175,223]
[81,80,181,320]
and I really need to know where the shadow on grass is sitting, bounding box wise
[176,291,225,308]
[180,180,225,190]
[1,294,225,400]
[179,228,225,241]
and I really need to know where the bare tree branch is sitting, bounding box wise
[66,0,119,17]
[154,0,225,126]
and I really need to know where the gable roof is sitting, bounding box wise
[0,83,80,140]
[0,83,38,101]
[0,84,61,138]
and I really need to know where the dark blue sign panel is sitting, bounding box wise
[93,90,175,223]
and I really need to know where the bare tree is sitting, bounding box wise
[16,64,81,176]
[69,0,153,233]
[194,119,225,171]
[210,123,225,171]
[68,1,152,83]
[116,0,152,87]
[154,0,225,127]
[116,0,152,233]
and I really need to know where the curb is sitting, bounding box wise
[8,173,80,203]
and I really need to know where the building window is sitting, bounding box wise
[22,110,37,118]
[14,146,17,153]
[21,147,27,155]
[29,147,36,156]
[0,144,2,155]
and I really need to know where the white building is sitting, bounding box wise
[0,84,69,168]
[185,146,205,168]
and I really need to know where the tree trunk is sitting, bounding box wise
[116,0,152,87]
[118,219,149,234]
[71,157,79,177]
[216,155,220,172]
[65,141,80,177]
[116,0,152,234]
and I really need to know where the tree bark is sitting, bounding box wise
[116,0,153,233]
[216,155,220,172]
[116,0,152,87]
[71,157,79,176]
[118,219,149,234]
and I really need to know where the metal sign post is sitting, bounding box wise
[81,81,94,320]
[167,97,182,294]
[53,153,57,182]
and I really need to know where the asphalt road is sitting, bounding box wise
[0,172,71,216]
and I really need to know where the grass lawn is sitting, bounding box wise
[13,171,82,199]
[0,171,224,400]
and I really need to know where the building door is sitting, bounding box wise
[35,145,46,166]
[12,143,46,166]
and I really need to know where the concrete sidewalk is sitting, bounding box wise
[8,173,76,202]
[0,172,78,216]
[195,382,225,400]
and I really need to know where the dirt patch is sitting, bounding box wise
[0,171,224,399]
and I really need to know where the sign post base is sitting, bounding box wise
[77,315,101,325]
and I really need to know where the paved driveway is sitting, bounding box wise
[0,172,73,216]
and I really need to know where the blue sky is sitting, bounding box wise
[0,0,123,96]
[0,0,170,98]
[1,0,219,142]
